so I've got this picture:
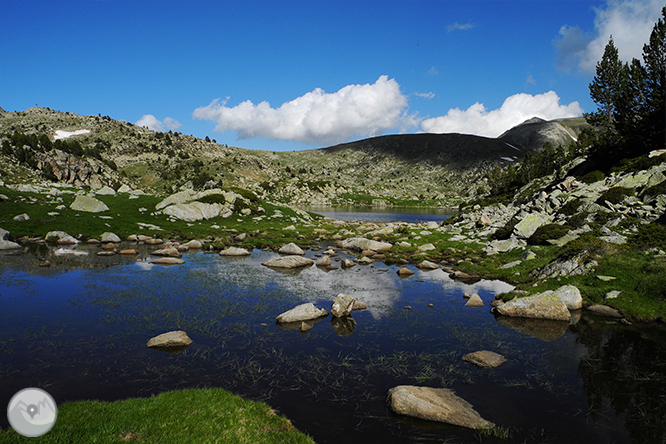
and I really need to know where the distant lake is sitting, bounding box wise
[300,206,457,223]
[2,243,666,443]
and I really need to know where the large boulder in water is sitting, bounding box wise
[276,303,329,323]
[147,331,193,348]
[262,256,313,269]
[278,242,305,255]
[387,385,494,429]
[493,292,570,321]
[0,228,21,250]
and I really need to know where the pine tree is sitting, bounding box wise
[641,6,666,149]
[589,36,627,131]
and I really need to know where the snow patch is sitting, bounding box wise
[504,143,521,151]
[54,129,91,140]
[501,157,516,162]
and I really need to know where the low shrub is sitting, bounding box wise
[565,211,590,229]
[596,187,634,205]
[528,223,569,245]
[558,198,582,216]
[560,232,610,260]
[642,180,666,199]
[491,219,519,240]
[579,170,605,184]
[630,223,666,251]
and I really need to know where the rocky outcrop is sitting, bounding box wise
[162,202,230,222]
[276,303,329,323]
[387,385,494,429]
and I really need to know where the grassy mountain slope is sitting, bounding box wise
[0,106,587,207]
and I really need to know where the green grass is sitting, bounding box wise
[0,389,315,444]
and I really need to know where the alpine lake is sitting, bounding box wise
[1,208,666,444]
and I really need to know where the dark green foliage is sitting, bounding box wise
[630,223,666,251]
[566,211,591,229]
[596,186,634,205]
[558,198,583,216]
[643,180,666,199]
[560,232,609,260]
[528,223,569,245]
[586,8,666,164]
[196,193,228,205]
[579,170,605,184]
[491,219,519,240]
[229,187,259,202]
[191,171,214,189]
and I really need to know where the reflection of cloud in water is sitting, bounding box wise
[210,251,401,319]
[207,251,513,319]
[134,259,155,271]
[415,269,515,296]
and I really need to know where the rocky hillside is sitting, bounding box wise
[0,106,585,207]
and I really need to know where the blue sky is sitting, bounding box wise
[1,0,663,151]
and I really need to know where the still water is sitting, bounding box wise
[299,206,456,223]
[1,243,665,443]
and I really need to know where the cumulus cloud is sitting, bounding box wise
[193,75,412,145]
[447,22,475,32]
[135,115,181,132]
[420,91,583,138]
[555,0,663,73]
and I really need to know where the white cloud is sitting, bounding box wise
[420,91,583,138]
[414,92,435,100]
[555,0,663,73]
[163,117,182,131]
[193,76,412,145]
[426,66,439,76]
[447,22,475,32]
[135,115,181,132]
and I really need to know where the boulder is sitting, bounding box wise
[341,258,356,268]
[355,256,374,265]
[340,237,392,252]
[13,213,30,222]
[484,237,527,255]
[417,260,440,270]
[315,255,331,267]
[397,267,415,277]
[331,294,356,318]
[493,292,571,321]
[162,202,224,222]
[147,331,193,348]
[151,247,182,257]
[70,195,109,213]
[387,385,494,429]
[552,285,583,310]
[465,294,484,307]
[587,304,623,318]
[96,186,116,195]
[219,247,251,256]
[513,213,552,239]
[100,232,121,243]
[119,249,139,255]
[418,243,436,252]
[352,300,367,311]
[151,257,185,266]
[183,239,203,249]
[477,214,491,227]
[462,351,507,368]
[45,230,79,245]
[276,303,329,323]
[0,228,21,250]
[278,242,305,255]
[262,256,314,269]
